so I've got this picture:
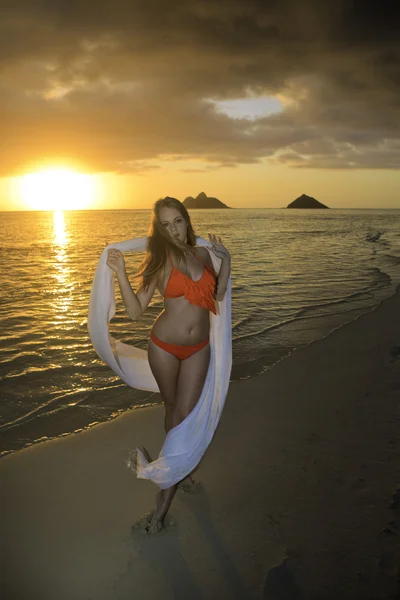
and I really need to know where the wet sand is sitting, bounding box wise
[1,287,400,599]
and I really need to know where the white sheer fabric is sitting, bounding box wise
[88,236,232,489]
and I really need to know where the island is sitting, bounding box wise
[183,192,230,209]
[287,194,329,209]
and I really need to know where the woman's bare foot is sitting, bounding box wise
[132,510,162,535]
[132,491,175,535]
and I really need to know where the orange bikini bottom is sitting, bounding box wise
[150,331,210,361]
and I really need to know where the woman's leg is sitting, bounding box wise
[154,342,211,524]
[148,334,180,416]
[146,336,181,526]
[164,403,196,486]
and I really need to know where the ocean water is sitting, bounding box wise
[1,207,399,455]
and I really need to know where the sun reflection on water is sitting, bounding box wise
[54,210,67,247]
[52,211,74,322]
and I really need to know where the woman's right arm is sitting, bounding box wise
[107,246,158,320]
[117,271,159,321]
[116,270,143,320]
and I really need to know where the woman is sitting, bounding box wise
[105,197,231,531]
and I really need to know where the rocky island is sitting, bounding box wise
[183,192,230,209]
[287,194,329,209]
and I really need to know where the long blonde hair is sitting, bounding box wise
[133,197,198,292]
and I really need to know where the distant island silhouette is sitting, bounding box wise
[183,192,230,209]
[287,194,329,209]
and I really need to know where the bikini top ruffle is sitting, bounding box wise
[164,250,217,315]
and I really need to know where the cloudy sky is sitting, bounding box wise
[1,0,399,209]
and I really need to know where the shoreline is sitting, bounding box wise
[1,281,398,458]
[1,285,400,598]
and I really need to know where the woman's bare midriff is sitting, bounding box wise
[152,301,210,345]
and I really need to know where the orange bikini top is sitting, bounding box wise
[164,249,217,315]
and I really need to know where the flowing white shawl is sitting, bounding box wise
[87,236,232,489]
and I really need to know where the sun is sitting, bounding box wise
[18,168,95,210]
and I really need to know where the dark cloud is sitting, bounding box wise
[1,0,399,176]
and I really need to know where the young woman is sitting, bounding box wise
[106,197,231,531]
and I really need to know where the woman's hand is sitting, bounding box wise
[208,234,230,261]
[105,241,126,275]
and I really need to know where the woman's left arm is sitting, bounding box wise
[208,234,231,303]
[215,255,231,302]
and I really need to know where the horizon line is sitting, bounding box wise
[0,206,399,212]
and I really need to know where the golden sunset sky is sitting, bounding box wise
[1,0,399,210]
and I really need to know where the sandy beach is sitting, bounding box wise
[2,286,400,600]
